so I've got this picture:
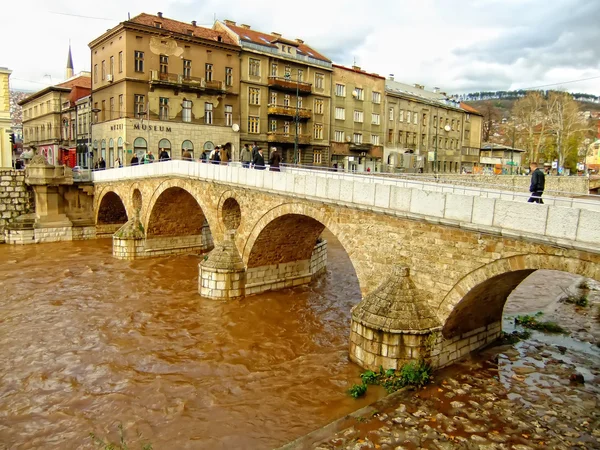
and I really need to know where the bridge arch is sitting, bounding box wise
[438,254,600,338]
[96,189,128,226]
[241,203,363,291]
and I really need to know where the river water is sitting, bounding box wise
[1,233,598,449]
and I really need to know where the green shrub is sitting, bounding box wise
[352,360,433,398]
[515,313,567,334]
[348,383,367,398]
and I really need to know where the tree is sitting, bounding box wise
[512,92,548,164]
[480,101,501,142]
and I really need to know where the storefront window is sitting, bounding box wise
[158,138,171,158]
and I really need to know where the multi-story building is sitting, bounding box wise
[329,64,385,172]
[19,51,91,167]
[89,13,241,166]
[384,80,481,173]
[215,20,332,166]
[75,95,92,167]
[460,102,483,172]
[0,67,12,168]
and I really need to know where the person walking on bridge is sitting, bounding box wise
[240,144,252,168]
[268,147,281,172]
[252,147,265,170]
[528,161,545,204]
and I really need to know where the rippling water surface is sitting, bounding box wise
[0,231,385,449]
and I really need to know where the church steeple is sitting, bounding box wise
[66,42,74,79]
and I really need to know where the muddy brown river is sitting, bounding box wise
[0,232,598,449]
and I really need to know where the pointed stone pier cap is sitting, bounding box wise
[201,230,245,272]
[114,210,145,240]
[351,266,441,334]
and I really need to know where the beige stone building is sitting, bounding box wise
[0,68,12,168]
[215,20,332,166]
[460,102,484,172]
[89,13,241,166]
[384,80,482,173]
[330,64,385,172]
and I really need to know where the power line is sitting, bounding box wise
[522,75,600,91]
[48,11,120,22]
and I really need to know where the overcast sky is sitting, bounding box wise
[3,0,599,96]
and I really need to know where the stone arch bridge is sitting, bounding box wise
[93,162,600,371]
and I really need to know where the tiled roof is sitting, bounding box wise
[386,80,447,102]
[460,102,481,115]
[224,23,330,63]
[129,13,237,46]
[57,75,91,90]
[332,64,384,80]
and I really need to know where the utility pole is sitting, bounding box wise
[511,121,516,175]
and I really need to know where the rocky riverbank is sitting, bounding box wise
[282,272,600,450]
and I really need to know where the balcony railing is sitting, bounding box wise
[268,77,312,94]
[349,142,372,152]
[205,79,225,92]
[267,104,312,119]
[267,132,311,145]
[150,71,207,91]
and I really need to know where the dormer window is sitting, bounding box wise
[217,36,222,42]
[187,30,193,36]
[154,21,162,28]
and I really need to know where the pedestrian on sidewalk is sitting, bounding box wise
[240,144,252,168]
[253,147,265,170]
[268,147,281,172]
[528,161,545,204]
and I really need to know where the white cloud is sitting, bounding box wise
[3,0,599,95]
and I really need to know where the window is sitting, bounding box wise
[335,107,345,120]
[225,67,233,86]
[109,56,114,77]
[414,113,418,125]
[249,58,260,77]
[108,138,115,167]
[355,88,364,100]
[297,97,303,108]
[297,69,303,82]
[314,123,323,140]
[248,116,260,133]
[371,135,380,145]
[270,119,277,132]
[249,87,260,105]
[134,95,145,118]
[315,73,324,89]
[466,113,470,123]
[389,107,394,121]
[160,55,168,74]
[372,91,381,104]
[389,129,394,143]
[183,60,192,78]
[451,119,455,130]
[182,99,192,123]
[270,92,277,104]
[205,63,213,81]
[204,103,213,125]
[109,97,114,120]
[313,150,322,164]
[353,110,364,123]
[94,64,98,83]
[433,116,437,127]
[314,99,323,114]
[284,94,290,107]
[135,51,144,72]
[372,113,380,125]
[159,97,169,120]
[407,111,411,123]
[422,113,427,124]
[118,51,123,73]
[225,105,233,126]
[353,133,363,144]
[335,83,346,97]
[284,65,291,77]
[283,121,290,135]
[399,110,404,122]
[101,60,106,80]
[271,63,278,77]
[334,130,344,142]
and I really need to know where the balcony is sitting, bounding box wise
[150,71,213,93]
[267,104,312,120]
[349,142,372,152]
[205,79,226,93]
[267,132,311,145]
[268,76,312,94]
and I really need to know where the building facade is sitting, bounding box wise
[215,20,332,166]
[89,13,241,166]
[329,65,385,172]
[479,143,525,173]
[75,95,92,167]
[460,102,483,172]
[0,68,13,168]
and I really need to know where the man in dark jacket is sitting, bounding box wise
[159,149,170,161]
[252,147,265,169]
[268,147,281,171]
[528,161,545,204]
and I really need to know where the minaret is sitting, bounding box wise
[66,42,74,79]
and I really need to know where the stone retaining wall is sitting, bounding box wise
[96,223,123,239]
[0,169,33,242]
[71,226,97,241]
[310,240,327,277]
[432,321,502,368]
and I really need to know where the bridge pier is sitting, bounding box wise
[350,266,442,371]
[199,231,246,300]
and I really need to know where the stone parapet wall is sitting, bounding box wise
[0,170,33,242]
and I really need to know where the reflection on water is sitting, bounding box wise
[0,231,384,449]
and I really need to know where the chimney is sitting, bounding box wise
[414,84,424,90]
[433,87,440,93]
[296,39,304,44]
[157,12,163,18]
[388,74,394,81]
[271,32,282,37]
[240,24,251,29]
[224,20,236,26]
[191,20,197,26]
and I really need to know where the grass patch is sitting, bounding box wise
[563,294,589,307]
[498,330,531,345]
[90,423,153,450]
[354,361,432,398]
[515,312,567,334]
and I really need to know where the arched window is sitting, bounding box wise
[133,137,147,161]
[181,140,194,160]
[117,137,124,165]
[101,139,106,161]
[108,138,115,167]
